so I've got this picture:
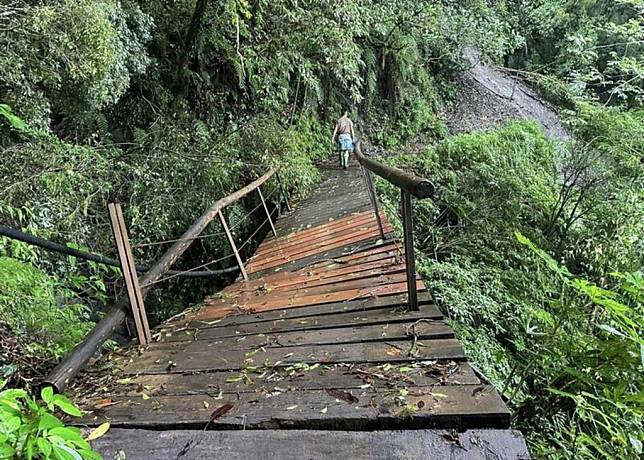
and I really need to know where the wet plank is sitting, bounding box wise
[170,291,433,330]
[163,303,443,342]
[103,362,481,397]
[124,338,465,374]
[142,321,454,358]
[91,428,530,460]
[79,166,521,451]
[194,280,426,318]
[81,384,510,430]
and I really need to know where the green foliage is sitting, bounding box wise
[0,0,152,131]
[378,119,642,458]
[0,383,101,460]
[0,257,93,361]
[514,232,642,459]
[506,0,644,107]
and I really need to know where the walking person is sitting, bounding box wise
[331,107,355,169]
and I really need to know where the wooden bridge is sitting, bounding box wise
[49,147,528,458]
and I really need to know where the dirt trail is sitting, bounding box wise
[445,48,569,140]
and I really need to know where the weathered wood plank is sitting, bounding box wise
[248,236,387,278]
[123,338,465,374]
[90,428,530,460]
[164,303,442,342]
[195,279,426,318]
[246,227,387,273]
[105,362,480,397]
[258,211,385,253]
[160,291,434,336]
[81,384,509,430]
[144,321,454,355]
[222,257,403,296]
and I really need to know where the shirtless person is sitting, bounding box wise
[331,107,355,169]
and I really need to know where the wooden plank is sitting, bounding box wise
[103,362,481,397]
[246,227,387,273]
[146,320,454,353]
[90,428,530,460]
[230,269,412,308]
[108,203,151,345]
[220,257,402,298]
[197,280,425,317]
[225,261,405,297]
[80,384,510,430]
[249,225,388,267]
[123,338,465,374]
[257,211,388,254]
[218,210,248,281]
[162,292,434,334]
[241,242,401,286]
[174,302,442,341]
[248,236,388,278]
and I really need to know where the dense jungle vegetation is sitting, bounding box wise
[0,0,642,458]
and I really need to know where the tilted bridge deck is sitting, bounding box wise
[81,165,528,459]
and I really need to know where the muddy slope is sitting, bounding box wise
[445,48,569,140]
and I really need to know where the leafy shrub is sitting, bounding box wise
[377,119,642,458]
[0,257,93,361]
[0,383,101,460]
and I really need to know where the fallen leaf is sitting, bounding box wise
[320,407,328,414]
[386,347,401,357]
[286,405,298,410]
[210,403,234,421]
[203,401,210,409]
[141,393,150,400]
[85,422,110,441]
[93,399,115,409]
[200,319,222,325]
[326,389,359,404]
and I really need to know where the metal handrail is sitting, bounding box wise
[354,142,435,199]
[45,169,278,392]
[354,141,435,311]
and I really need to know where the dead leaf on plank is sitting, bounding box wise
[210,403,234,422]
[386,347,401,357]
[93,399,117,409]
[326,389,359,404]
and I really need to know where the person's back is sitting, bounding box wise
[331,108,355,169]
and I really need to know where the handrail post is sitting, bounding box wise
[275,172,292,212]
[258,186,277,237]
[108,203,151,345]
[360,165,386,240]
[218,210,249,281]
[401,190,418,311]
[44,169,275,392]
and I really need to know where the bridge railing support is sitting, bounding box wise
[44,168,280,392]
[354,141,435,311]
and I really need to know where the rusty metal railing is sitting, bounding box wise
[45,168,285,392]
[354,141,435,311]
